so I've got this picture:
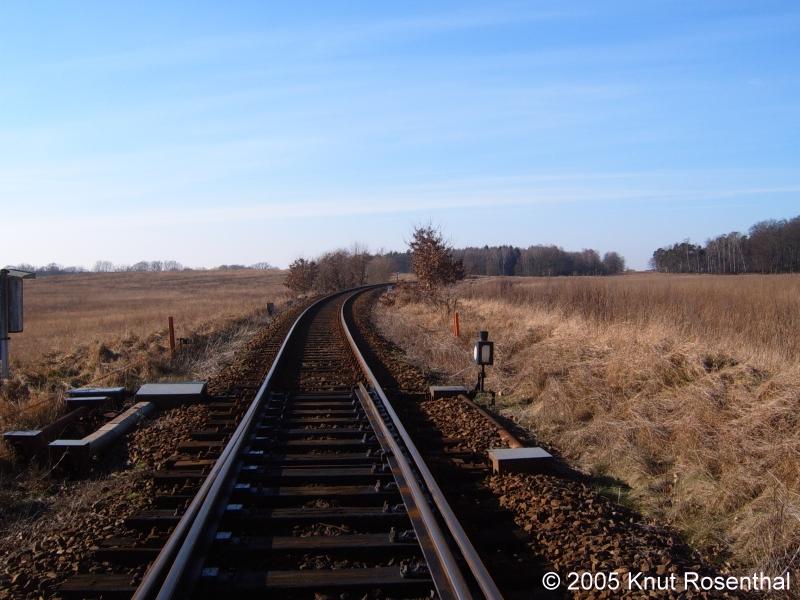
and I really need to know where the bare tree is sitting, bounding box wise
[409,225,464,297]
[313,250,352,292]
[93,260,114,272]
[349,242,370,286]
[285,258,318,294]
[250,262,276,270]
[602,252,625,274]
[366,255,395,283]
[163,260,183,272]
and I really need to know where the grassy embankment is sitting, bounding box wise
[374,273,800,578]
[0,269,289,459]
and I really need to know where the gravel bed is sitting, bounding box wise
[489,473,731,598]
[0,470,152,599]
[127,404,211,470]
[418,397,504,454]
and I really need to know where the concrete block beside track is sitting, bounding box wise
[3,430,47,455]
[135,381,207,408]
[4,406,91,458]
[429,386,469,399]
[487,447,553,475]
[64,395,112,409]
[67,386,127,402]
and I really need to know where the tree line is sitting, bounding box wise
[8,235,627,284]
[650,215,800,274]
[334,245,626,277]
[3,263,87,276]
[285,226,628,296]
[4,261,278,276]
[454,245,625,276]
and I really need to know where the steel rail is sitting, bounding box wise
[135,285,501,600]
[354,382,473,599]
[340,289,504,600]
[133,291,339,600]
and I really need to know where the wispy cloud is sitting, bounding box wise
[15,181,800,234]
[41,5,589,74]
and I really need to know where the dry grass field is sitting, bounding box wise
[10,269,289,366]
[459,274,800,366]
[374,273,800,580]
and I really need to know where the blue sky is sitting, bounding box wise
[1,1,798,269]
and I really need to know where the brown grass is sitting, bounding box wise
[10,269,289,366]
[374,275,800,580]
[458,273,800,366]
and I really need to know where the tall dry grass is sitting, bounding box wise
[459,273,800,366]
[374,275,800,580]
[10,269,289,366]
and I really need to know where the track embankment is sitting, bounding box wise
[353,288,742,599]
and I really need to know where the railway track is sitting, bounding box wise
[60,288,505,599]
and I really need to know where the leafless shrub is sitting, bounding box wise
[313,250,354,292]
[285,258,318,294]
[287,244,378,294]
[349,242,370,286]
[409,225,464,299]
[366,254,395,283]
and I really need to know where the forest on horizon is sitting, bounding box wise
[651,214,800,274]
